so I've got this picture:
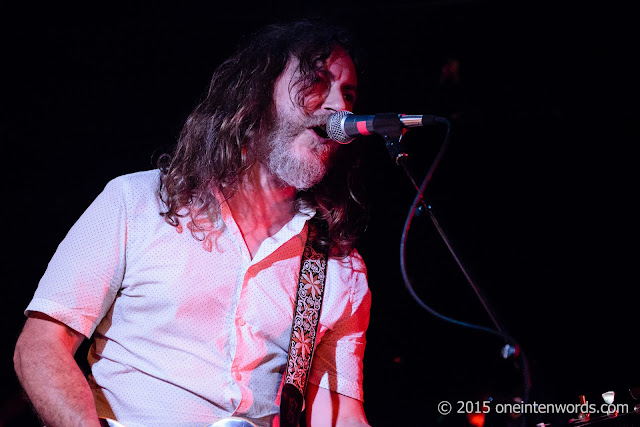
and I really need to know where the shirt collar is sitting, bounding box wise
[217,192,316,264]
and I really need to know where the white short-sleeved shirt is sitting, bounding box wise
[26,170,371,427]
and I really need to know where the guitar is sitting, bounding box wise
[565,387,639,426]
[100,416,257,427]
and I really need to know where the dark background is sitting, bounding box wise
[2,1,638,426]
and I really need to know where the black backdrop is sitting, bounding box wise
[3,2,638,426]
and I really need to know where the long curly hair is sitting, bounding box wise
[158,19,367,258]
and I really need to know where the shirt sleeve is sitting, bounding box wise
[25,177,128,338]
[308,252,371,402]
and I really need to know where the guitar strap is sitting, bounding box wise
[280,221,329,427]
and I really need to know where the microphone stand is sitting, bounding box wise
[378,113,531,424]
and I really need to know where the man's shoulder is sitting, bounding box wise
[328,248,368,289]
[107,169,161,191]
[103,169,161,198]
[331,247,366,268]
[101,169,164,212]
[341,248,367,274]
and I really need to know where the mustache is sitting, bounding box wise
[303,113,334,129]
[271,112,334,140]
[292,112,336,130]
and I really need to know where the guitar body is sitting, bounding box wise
[100,416,257,427]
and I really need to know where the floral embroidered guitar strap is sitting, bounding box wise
[280,221,328,427]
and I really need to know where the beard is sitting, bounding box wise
[265,112,335,190]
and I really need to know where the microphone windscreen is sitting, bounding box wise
[327,110,354,144]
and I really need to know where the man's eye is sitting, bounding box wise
[314,79,328,90]
[344,93,355,103]
[313,71,330,86]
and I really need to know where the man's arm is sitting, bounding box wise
[305,383,370,427]
[13,312,102,427]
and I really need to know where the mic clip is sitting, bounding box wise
[378,113,408,163]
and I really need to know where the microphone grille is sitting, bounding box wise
[327,110,354,144]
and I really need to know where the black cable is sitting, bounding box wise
[394,117,532,416]
[397,118,503,336]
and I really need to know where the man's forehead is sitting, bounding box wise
[286,48,355,75]
[323,47,357,83]
[277,48,358,99]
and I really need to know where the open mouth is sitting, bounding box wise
[311,125,329,139]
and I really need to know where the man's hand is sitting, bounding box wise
[14,312,102,427]
[305,383,370,427]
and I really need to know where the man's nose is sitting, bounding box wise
[322,85,348,113]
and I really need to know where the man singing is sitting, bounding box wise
[14,19,371,427]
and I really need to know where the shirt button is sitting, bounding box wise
[237,317,246,326]
[235,371,242,381]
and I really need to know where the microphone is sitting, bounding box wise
[326,110,440,144]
